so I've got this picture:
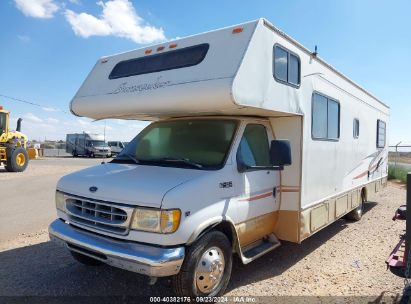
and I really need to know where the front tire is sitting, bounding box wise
[70,251,103,266]
[5,147,29,172]
[172,231,232,297]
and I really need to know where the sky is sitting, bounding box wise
[0,0,410,143]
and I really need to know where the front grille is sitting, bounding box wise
[65,197,133,235]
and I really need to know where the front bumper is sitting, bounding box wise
[49,219,185,277]
[93,151,111,156]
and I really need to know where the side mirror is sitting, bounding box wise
[270,140,292,169]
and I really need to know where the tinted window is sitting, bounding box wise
[0,113,6,134]
[353,119,360,138]
[327,100,339,139]
[115,119,237,169]
[377,120,386,148]
[273,45,300,86]
[109,44,209,79]
[237,124,270,167]
[274,46,288,82]
[312,92,340,140]
[289,54,300,85]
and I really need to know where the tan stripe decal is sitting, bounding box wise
[280,188,300,193]
[278,185,300,193]
[238,191,272,202]
[353,156,388,180]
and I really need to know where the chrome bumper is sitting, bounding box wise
[49,219,185,277]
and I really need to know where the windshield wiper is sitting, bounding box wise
[146,157,203,169]
[113,153,140,165]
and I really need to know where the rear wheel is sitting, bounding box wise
[5,147,29,172]
[172,231,232,297]
[70,251,103,266]
[345,190,365,221]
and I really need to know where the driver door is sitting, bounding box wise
[234,122,280,247]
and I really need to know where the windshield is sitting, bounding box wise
[0,113,5,134]
[90,140,106,147]
[114,119,238,170]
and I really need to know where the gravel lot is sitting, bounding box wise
[0,157,103,242]
[0,179,407,301]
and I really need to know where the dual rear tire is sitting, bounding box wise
[345,191,366,221]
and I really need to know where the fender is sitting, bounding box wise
[186,216,243,259]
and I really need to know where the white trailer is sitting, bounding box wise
[50,18,389,296]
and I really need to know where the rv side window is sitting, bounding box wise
[237,124,271,168]
[377,120,386,148]
[109,44,209,79]
[312,92,340,141]
[353,119,360,138]
[273,45,300,87]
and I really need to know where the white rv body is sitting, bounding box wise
[50,19,389,296]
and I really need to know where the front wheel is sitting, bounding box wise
[5,147,29,172]
[172,231,232,297]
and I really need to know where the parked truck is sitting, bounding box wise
[50,19,389,296]
[66,133,111,158]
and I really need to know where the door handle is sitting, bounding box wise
[273,187,277,198]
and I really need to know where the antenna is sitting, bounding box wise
[313,45,318,57]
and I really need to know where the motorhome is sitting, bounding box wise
[66,133,111,158]
[49,18,389,296]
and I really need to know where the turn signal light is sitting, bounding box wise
[145,49,152,54]
[232,27,243,34]
[157,46,165,52]
[169,43,177,49]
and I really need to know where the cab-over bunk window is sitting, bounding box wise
[273,45,300,87]
[109,44,209,79]
[311,92,340,141]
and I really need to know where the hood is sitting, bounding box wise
[57,163,206,207]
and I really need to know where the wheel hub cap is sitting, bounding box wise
[16,153,26,166]
[195,247,225,294]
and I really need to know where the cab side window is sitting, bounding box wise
[0,113,5,134]
[237,124,271,168]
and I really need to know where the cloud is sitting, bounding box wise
[64,0,165,43]
[46,117,59,123]
[77,118,90,126]
[68,0,81,4]
[15,0,59,19]
[24,113,42,123]
[17,35,31,43]
[42,106,60,112]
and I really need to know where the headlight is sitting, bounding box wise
[130,208,181,234]
[55,190,65,212]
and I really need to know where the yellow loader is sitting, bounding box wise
[0,105,29,172]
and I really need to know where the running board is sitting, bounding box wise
[240,234,281,264]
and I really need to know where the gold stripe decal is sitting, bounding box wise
[238,185,300,202]
[278,185,300,193]
[238,191,272,202]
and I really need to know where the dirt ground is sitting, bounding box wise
[0,183,407,301]
[0,157,102,241]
